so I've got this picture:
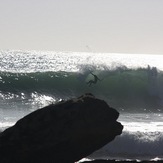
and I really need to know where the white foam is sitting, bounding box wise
[89,113,163,160]
[119,113,163,132]
[89,130,163,160]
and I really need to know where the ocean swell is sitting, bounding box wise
[0,67,163,112]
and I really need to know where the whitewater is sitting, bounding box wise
[0,50,163,161]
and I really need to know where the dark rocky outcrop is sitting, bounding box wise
[82,160,163,163]
[0,93,123,163]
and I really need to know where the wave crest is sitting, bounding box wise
[0,66,163,111]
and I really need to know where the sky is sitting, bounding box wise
[0,0,163,53]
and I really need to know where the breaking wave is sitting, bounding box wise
[0,66,163,112]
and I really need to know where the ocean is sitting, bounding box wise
[0,50,163,161]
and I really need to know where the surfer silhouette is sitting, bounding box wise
[87,72,101,87]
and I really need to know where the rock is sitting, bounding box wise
[82,160,163,163]
[0,93,123,163]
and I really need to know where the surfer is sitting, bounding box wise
[87,72,101,87]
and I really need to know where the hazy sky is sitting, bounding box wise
[0,0,163,53]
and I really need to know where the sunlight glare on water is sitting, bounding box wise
[1,50,163,72]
